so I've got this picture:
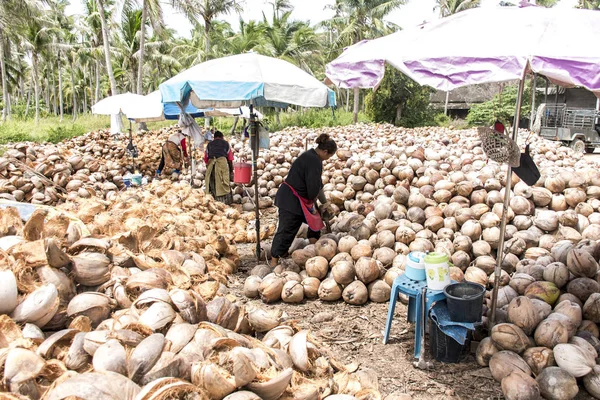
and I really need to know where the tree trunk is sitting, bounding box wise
[275,108,281,126]
[230,116,239,134]
[0,28,10,121]
[345,89,350,112]
[443,92,449,115]
[50,60,57,115]
[94,59,100,104]
[58,50,64,122]
[204,19,211,60]
[395,104,402,125]
[97,0,119,95]
[352,87,359,124]
[136,0,149,131]
[71,54,77,122]
[33,53,40,124]
[25,82,31,117]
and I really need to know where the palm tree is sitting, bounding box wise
[435,0,480,17]
[136,0,164,98]
[0,0,45,121]
[171,0,243,60]
[96,0,119,95]
[22,14,55,124]
[325,0,405,123]
[577,0,600,9]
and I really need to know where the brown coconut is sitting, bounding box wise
[566,248,599,278]
[567,277,600,304]
[584,293,600,323]
[542,262,570,289]
[534,318,569,349]
[522,347,555,376]
[507,297,542,336]
[476,337,500,367]
[342,281,368,306]
[491,323,530,354]
[489,351,532,382]
[501,371,540,400]
[536,367,579,400]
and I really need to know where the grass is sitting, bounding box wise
[0,114,181,145]
[0,109,372,145]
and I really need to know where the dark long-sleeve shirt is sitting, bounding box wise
[275,148,323,216]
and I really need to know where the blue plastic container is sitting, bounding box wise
[405,251,427,281]
[131,174,142,185]
[123,177,132,188]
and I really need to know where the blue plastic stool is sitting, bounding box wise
[383,274,448,358]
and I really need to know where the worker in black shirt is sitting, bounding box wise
[270,133,337,267]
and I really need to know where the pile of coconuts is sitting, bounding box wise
[476,239,600,400]
[244,234,393,305]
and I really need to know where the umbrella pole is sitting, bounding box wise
[530,73,537,131]
[250,104,261,259]
[490,77,526,328]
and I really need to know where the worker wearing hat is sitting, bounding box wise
[156,129,190,177]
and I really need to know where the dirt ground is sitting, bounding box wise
[228,207,597,400]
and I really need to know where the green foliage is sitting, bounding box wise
[466,83,538,127]
[364,66,435,128]
[273,109,369,129]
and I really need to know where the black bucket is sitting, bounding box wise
[429,319,471,363]
[443,282,485,323]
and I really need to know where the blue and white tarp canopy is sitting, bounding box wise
[124,91,265,122]
[159,53,336,109]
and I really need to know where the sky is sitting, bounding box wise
[65,0,579,39]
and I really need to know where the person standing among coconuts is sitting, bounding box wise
[156,129,190,177]
[204,130,234,205]
[270,133,337,267]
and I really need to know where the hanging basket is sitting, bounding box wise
[477,127,521,168]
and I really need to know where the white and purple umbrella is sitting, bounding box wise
[327,4,600,329]
[326,6,600,95]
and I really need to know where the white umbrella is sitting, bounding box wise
[93,92,147,135]
[123,91,165,123]
[92,92,146,115]
[326,5,600,328]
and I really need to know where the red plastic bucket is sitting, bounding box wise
[234,162,252,184]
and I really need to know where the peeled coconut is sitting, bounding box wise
[510,274,536,295]
[314,238,337,261]
[489,351,531,382]
[542,263,570,289]
[355,257,380,285]
[259,274,285,303]
[331,261,356,285]
[501,371,540,400]
[318,278,342,302]
[351,244,373,260]
[584,369,600,399]
[567,277,600,304]
[522,346,555,377]
[553,301,582,332]
[342,281,368,306]
[244,276,262,298]
[338,236,358,254]
[491,323,530,354]
[534,318,569,349]
[305,256,329,280]
[507,296,542,336]
[553,343,599,377]
[584,293,600,323]
[302,277,320,299]
[476,337,499,367]
[566,248,599,278]
[536,367,579,400]
[368,280,391,303]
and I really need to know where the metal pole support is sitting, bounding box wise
[490,77,526,328]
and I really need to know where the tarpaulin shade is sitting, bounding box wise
[159,53,335,108]
[326,6,600,96]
